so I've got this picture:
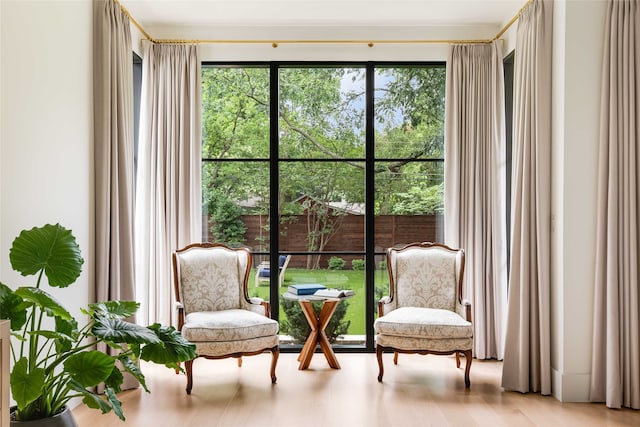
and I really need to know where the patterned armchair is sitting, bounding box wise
[172,243,279,394]
[374,242,473,388]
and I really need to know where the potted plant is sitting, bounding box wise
[0,224,197,425]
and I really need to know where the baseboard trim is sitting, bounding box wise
[552,368,591,402]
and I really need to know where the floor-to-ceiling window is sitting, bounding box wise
[201,62,445,352]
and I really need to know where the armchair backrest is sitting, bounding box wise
[387,242,465,312]
[172,243,252,315]
[278,255,289,268]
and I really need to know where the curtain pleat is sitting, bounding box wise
[590,0,640,410]
[135,41,202,327]
[501,0,553,395]
[93,0,137,390]
[444,41,508,360]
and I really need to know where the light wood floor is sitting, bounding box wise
[72,352,639,427]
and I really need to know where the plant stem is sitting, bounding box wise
[27,270,46,370]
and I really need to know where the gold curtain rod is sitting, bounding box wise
[115,0,154,41]
[494,0,533,40]
[116,0,532,46]
[152,39,494,46]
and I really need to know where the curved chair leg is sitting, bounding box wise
[237,356,243,367]
[456,352,461,368]
[463,350,472,388]
[185,359,194,395]
[376,345,385,382]
[393,351,399,365]
[270,347,279,384]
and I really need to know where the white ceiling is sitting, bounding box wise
[119,0,527,34]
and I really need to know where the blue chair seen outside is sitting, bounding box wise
[255,254,291,287]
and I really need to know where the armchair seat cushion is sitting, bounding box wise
[183,309,279,342]
[374,307,472,339]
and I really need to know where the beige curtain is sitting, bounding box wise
[93,0,135,306]
[590,0,640,410]
[444,41,508,360]
[501,0,553,394]
[93,0,138,390]
[135,41,202,326]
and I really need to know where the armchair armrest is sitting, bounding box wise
[460,299,472,322]
[249,296,264,305]
[175,301,185,330]
[248,297,271,317]
[377,296,393,317]
[261,301,271,318]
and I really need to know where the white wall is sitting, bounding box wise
[143,24,502,62]
[501,17,517,55]
[0,0,93,321]
[550,0,605,401]
[131,19,145,57]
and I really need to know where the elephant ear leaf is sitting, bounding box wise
[11,357,45,411]
[0,283,27,330]
[9,224,84,288]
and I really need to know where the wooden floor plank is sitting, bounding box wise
[72,353,640,426]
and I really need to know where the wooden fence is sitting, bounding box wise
[204,214,444,269]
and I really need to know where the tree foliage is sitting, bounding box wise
[280,298,350,344]
[201,65,445,254]
[205,188,247,245]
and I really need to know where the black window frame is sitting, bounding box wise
[201,61,446,352]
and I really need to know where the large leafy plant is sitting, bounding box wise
[0,224,196,421]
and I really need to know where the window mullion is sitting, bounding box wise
[269,63,280,319]
[365,63,376,351]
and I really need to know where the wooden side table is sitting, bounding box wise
[283,292,353,370]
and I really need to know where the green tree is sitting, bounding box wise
[373,66,446,215]
[392,182,444,215]
[376,66,446,134]
[201,68,270,193]
[200,65,446,253]
[205,188,247,245]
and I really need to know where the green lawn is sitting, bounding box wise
[248,268,389,336]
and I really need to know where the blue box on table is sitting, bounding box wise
[287,283,326,295]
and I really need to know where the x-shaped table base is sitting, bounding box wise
[296,299,341,370]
